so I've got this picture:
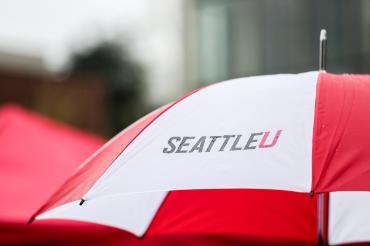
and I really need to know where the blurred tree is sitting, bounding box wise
[68,41,144,136]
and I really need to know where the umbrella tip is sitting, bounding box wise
[320,29,327,41]
[79,199,86,206]
[27,216,35,224]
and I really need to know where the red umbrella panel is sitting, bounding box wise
[0,105,112,244]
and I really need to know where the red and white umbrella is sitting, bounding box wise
[30,71,370,245]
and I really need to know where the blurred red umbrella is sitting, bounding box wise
[0,104,120,245]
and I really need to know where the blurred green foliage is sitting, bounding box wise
[69,41,145,136]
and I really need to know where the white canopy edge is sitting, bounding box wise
[329,191,370,245]
[36,191,167,237]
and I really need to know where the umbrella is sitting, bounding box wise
[29,71,370,245]
[0,104,120,245]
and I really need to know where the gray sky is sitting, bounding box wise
[0,0,151,70]
[0,0,186,105]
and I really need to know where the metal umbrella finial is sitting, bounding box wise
[319,29,327,71]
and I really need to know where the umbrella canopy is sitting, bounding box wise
[0,105,311,245]
[31,72,370,245]
[0,104,117,244]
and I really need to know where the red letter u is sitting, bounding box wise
[259,130,282,148]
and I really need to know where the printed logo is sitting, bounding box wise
[163,130,282,153]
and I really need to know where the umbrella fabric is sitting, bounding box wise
[0,104,318,245]
[32,72,370,245]
[0,105,113,244]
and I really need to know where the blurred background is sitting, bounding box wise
[0,0,369,137]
